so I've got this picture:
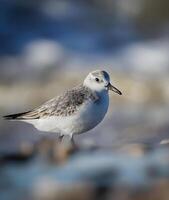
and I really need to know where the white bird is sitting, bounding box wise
[4,70,122,143]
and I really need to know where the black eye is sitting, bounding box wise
[95,78,100,82]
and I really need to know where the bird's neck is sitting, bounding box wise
[97,89,109,99]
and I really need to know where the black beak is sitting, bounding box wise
[107,83,122,95]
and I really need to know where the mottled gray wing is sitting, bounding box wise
[4,85,98,120]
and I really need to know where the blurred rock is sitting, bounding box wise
[160,139,169,146]
[23,39,65,70]
[1,140,169,199]
[35,137,77,164]
[118,143,154,157]
[0,140,34,163]
[120,39,169,76]
[33,179,94,200]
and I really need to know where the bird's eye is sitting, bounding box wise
[95,78,100,82]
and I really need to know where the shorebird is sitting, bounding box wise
[4,70,122,143]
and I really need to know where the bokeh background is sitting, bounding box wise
[1,0,169,152]
[2,1,169,200]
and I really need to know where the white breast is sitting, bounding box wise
[76,91,109,134]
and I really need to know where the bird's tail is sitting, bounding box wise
[3,111,30,120]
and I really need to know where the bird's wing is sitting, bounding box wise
[3,85,99,120]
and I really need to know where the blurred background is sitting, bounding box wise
[1,1,169,200]
[1,0,169,151]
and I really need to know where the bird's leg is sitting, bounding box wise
[58,134,76,147]
[71,135,76,146]
[58,135,64,142]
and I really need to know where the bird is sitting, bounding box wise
[3,70,122,143]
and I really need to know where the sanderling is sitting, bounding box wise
[4,70,122,143]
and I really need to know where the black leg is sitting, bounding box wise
[58,135,64,142]
[71,135,76,147]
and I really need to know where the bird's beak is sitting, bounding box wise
[107,83,122,95]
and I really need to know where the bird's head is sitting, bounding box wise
[83,70,122,95]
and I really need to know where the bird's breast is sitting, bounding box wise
[75,92,109,134]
